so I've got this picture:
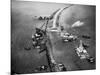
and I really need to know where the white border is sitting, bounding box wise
[19,0,96,5]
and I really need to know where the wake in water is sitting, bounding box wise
[72,20,84,27]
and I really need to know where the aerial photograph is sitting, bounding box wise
[11,0,96,74]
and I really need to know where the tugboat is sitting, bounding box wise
[75,40,90,59]
[75,40,95,63]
